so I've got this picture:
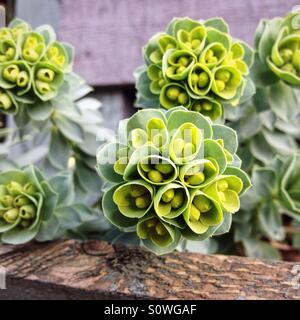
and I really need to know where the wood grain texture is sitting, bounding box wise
[0,240,299,300]
[59,0,299,86]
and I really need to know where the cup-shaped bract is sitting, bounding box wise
[135,17,255,121]
[97,107,251,255]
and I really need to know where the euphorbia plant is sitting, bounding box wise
[216,9,300,259]
[0,18,107,204]
[0,18,72,116]
[96,107,251,255]
[0,165,100,244]
[135,17,255,121]
[230,153,300,259]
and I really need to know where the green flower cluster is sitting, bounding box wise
[254,10,300,86]
[0,18,73,115]
[97,107,251,254]
[0,166,57,244]
[135,17,254,121]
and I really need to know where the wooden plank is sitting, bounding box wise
[0,240,299,300]
[59,0,299,86]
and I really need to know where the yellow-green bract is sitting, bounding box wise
[96,107,251,255]
[135,17,255,122]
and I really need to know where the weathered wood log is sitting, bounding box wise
[0,240,299,300]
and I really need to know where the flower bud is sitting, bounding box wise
[37,68,55,83]
[178,92,188,105]
[48,46,59,58]
[186,172,205,186]
[292,50,300,70]
[3,208,19,224]
[130,185,148,198]
[191,39,201,50]
[215,70,231,83]
[206,49,214,60]
[193,196,212,213]
[166,86,180,101]
[17,71,29,87]
[198,72,209,88]
[173,138,185,157]
[114,158,127,175]
[20,205,36,220]
[176,66,186,74]
[24,36,38,49]
[148,170,163,183]
[178,56,190,67]
[0,93,12,110]
[135,195,152,209]
[3,64,19,82]
[146,218,157,228]
[171,190,184,209]
[152,133,164,148]
[7,181,23,196]
[35,80,51,95]
[23,183,37,195]
[155,163,173,175]
[192,102,202,112]
[140,163,152,173]
[189,204,201,222]
[202,101,213,111]
[215,79,226,92]
[282,63,296,73]
[183,142,196,157]
[158,79,166,88]
[217,180,229,192]
[0,195,14,207]
[13,196,31,207]
[5,47,15,59]
[280,48,293,63]
[162,189,175,203]
[191,73,199,85]
[155,223,168,236]
[23,47,39,63]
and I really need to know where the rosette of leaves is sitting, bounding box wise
[135,17,255,122]
[96,107,251,255]
[0,165,101,245]
[224,153,300,260]
[0,18,73,117]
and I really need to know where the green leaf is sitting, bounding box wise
[242,237,281,260]
[53,113,84,144]
[48,129,71,170]
[49,171,75,206]
[204,17,229,33]
[252,167,277,198]
[27,100,53,121]
[258,202,285,241]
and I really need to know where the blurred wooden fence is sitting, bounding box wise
[14,0,300,86]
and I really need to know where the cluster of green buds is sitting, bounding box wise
[97,107,251,254]
[135,17,254,121]
[0,18,73,115]
[255,10,300,86]
[0,166,58,244]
